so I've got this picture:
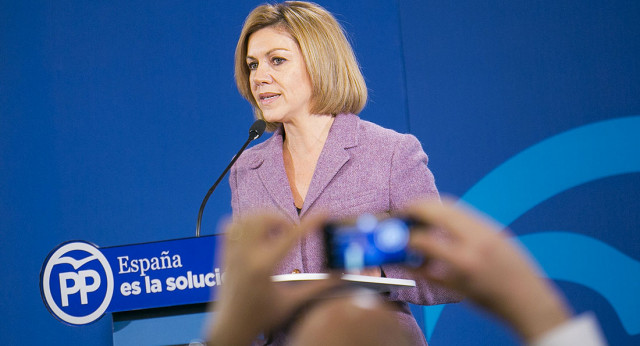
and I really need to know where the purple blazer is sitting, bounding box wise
[229,113,461,344]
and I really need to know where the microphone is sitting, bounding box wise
[195,119,266,237]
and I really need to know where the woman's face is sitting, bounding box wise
[246,26,314,124]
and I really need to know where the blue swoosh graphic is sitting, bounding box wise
[423,115,640,339]
[518,231,640,335]
[461,115,640,225]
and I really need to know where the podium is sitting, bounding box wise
[40,235,223,345]
[40,236,417,345]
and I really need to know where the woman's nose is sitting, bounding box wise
[252,64,272,85]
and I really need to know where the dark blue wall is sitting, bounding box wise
[1,1,638,344]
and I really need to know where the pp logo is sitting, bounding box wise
[40,241,114,325]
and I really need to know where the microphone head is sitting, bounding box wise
[248,119,267,140]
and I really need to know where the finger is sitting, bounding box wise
[263,212,328,265]
[444,199,505,235]
[280,278,343,314]
[409,230,459,265]
[224,217,245,243]
[407,199,501,244]
[264,221,300,263]
[243,212,288,243]
[408,260,459,292]
[225,213,290,262]
[297,212,329,237]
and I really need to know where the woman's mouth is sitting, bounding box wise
[258,92,280,105]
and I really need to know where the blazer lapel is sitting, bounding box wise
[301,114,359,216]
[253,128,299,223]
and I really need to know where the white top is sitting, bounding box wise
[271,273,415,293]
[529,312,607,346]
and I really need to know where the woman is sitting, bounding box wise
[229,1,462,344]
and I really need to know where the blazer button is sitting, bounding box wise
[291,269,301,274]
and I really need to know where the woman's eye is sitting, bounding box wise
[272,57,286,65]
[247,61,258,70]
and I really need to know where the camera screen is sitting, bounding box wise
[324,214,420,270]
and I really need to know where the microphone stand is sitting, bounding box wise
[195,120,265,237]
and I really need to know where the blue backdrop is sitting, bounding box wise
[1,0,638,344]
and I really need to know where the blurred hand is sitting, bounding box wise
[208,212,339,345]
[405,199,571,342]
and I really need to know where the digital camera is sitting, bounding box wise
[323,214,423,270]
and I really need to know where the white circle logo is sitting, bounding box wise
[40,241,114,325]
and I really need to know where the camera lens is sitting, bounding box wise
[374,219,409,253]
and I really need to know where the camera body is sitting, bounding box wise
[323,214,422,271]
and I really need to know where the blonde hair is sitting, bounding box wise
[235,1,367,131]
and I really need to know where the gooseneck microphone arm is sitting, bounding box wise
[195,120,266,237]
